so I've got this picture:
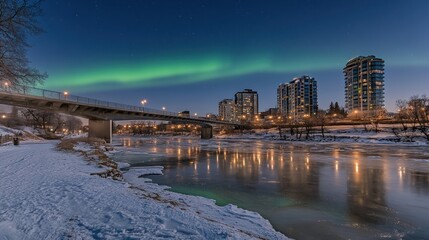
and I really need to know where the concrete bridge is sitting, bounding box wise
[0,85,241,142]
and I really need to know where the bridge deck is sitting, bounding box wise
[0,85,240,126]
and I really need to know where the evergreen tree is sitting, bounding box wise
[328,102,335,115]
[334,102,340,113]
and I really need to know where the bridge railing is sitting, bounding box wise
[0,84,193,118]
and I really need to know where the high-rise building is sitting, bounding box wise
[277,76,318,120]
[343,56,385,114]
[218,99,236,122]
[277,84,288,116]
[235,89,258,121]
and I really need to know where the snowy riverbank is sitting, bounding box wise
[0,141,287,239]
[216,125,429,145]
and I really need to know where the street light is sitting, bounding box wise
[1,115,6,119]
[162,106,166,111]
[63,91,69,100]
[354,110,359,120]
[3,82,9,91]
[194,113,198,116]
[141,99,147,106]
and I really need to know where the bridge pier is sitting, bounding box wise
[88,119,112,143]
[201,125,213,139]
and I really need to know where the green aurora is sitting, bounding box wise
[43,54,342,92]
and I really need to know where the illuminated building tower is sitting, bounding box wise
[343,56,385,115]
[234,89,258,121]
[277,76,318,120]
[277,84,288,117]
[218,99,236,122]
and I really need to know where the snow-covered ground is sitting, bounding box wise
[0,125,19,136]
[217,124,429,145]
[0,141,287,239]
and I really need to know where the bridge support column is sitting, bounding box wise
[201,125,213,139]
[88,119,112,143]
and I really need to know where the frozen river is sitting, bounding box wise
[112,136,429,239]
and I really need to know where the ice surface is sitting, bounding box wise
[116,162,131,169]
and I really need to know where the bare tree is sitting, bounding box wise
[409,95,429,141]
[0,0,47,87]
[63,115,83,133]
[316,110,328,138]
[302,116,315,140]
[396,99,411,131]
[369,108,386,133]
[21,108,63,131]
[392,99,416,141]
[392,97,429,142]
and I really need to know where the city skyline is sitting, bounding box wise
[2,2,429,239]
[26,0,429,114]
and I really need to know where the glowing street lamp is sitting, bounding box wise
[1,115,6,119]
[141,99,147,106]
[3,82,10,91]
[354,110,359,120]
[194,113,198,117]
[162,106,166,111]
[63,91,69,100]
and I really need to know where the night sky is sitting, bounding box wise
[28,0,429,115]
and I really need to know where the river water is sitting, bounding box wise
[112,136,429,239]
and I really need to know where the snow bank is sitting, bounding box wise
[0,142,288,239]
[123,167,286,239]
[63,133,88,139]
[116,162,131,169]
[73,142,93,152]
[0,125,19,136]
[217,125,429,145]
[124,166,164,178]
